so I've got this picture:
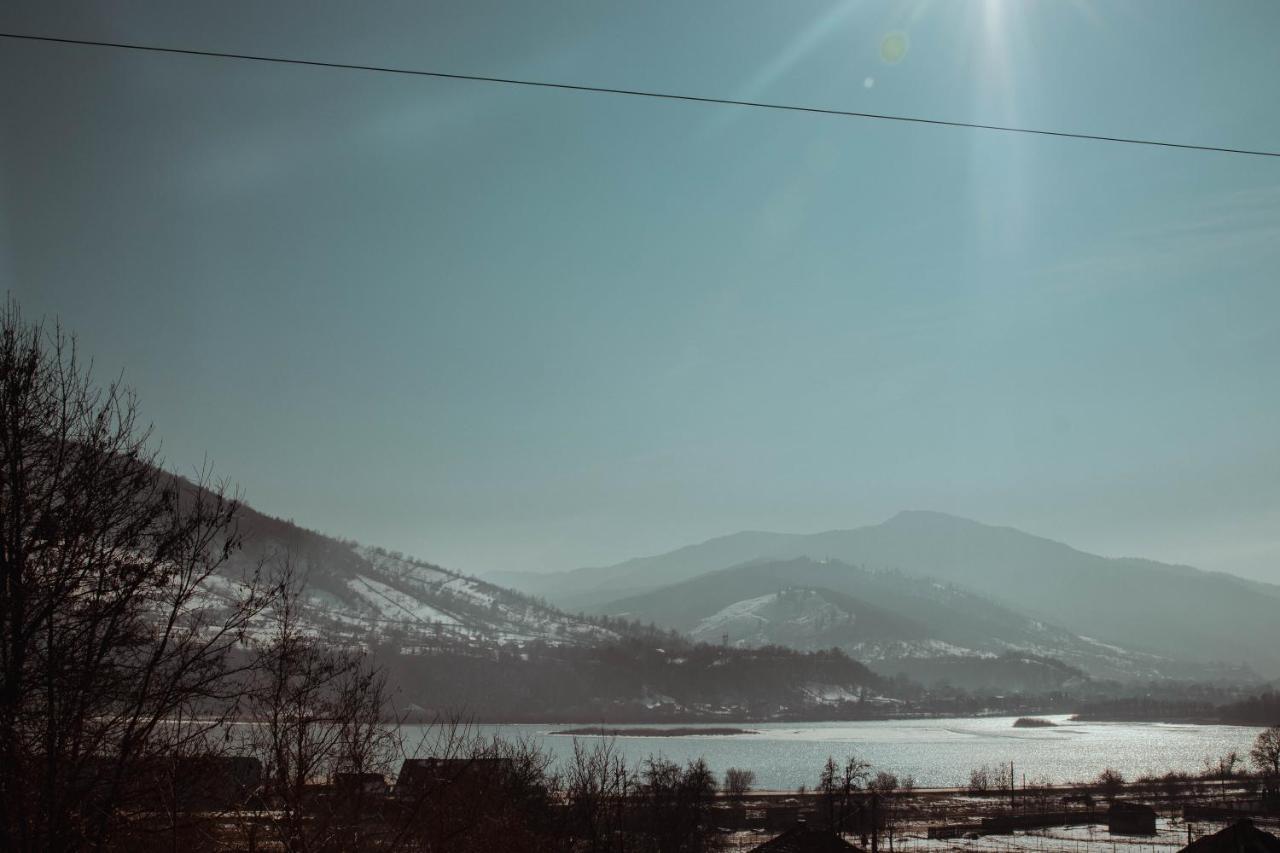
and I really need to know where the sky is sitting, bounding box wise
[2,1,1278,582]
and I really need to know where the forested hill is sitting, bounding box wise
[373,640,892,722]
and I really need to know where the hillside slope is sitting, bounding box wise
[186,491,896,719]
[594,557,1200,681]
[497,513,1280,677]
[198,498,615,648]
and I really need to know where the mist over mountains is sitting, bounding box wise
[193,490,1278,701]
[161,476,1279,717]
[591,557,1165,683]
[487,511,1280,680]
[190,491,911,719]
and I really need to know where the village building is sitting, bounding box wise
[395,756,513,794]
[169,755,263,811]
[334,771,390,798]
[1180,819,1280,853]
[1107,801,1158,835]
[749,820,867,853]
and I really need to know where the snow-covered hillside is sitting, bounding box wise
[331,546,615,645]
[194,500,616,649]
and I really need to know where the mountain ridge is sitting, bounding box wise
[592,555,1199,682]
[488,511,1280,677]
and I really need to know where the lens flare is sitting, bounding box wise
[880,31,909,64]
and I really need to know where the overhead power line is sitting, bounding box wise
[3,31,1278,159]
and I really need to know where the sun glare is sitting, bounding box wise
[880,30,909,64]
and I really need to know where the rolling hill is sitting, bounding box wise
[491,512,1280,678]
[592,557,1191,682]
[185,490,895,719]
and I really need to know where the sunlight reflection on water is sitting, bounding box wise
[417,716,1270,791]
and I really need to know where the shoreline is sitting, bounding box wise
[548,726,758,737]
[402,713,1257,728]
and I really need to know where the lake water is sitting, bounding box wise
[420,716,1265,791]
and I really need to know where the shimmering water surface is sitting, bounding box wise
[421,716,1264,791]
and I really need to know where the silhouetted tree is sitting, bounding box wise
[565,738,633,853]
[1250,726,1280,780]
[240,568,398,852]
[968,765,992,794]
[723,767,756,801]
[1207,751,1240,801]
[0,301,277,851]
[1097,768,1125,800]
[637,756,719,853]
[819,756,841,826]
[869,770,898,795]
[1160,770,1189,801]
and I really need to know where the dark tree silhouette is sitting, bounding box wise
[240,566,399,853]
[1251,726,1280,780]
[723,767,756,801]
[1096,767,1125,800]
[0,301,276,851]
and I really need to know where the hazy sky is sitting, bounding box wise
[3,1,1278,582]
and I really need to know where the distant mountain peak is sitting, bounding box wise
[879,510,1071,552]
[883,510,997,530]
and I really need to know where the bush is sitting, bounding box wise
[1097,768,1125,799]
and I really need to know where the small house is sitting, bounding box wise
[749,820,867,852]
[170,755,262,811]
[395,757,512,794]
[1108,801,1157,836]
[334,771,389,798]
[1180,819,1280,853]
[763,804,803,831]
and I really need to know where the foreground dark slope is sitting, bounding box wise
[496,512,1280,677]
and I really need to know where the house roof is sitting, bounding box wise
[1109,801,1158,815]
[1181,820,1280,853]
[750,822,867,853]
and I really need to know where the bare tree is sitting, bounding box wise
[869,770,898,796]
[819,754,870,836]
[564,737,633,853]
[723,767,755,801]
[1251,726,1280,780]
[819,756,840,827]
[994,762,1014,799]
[240,567,398,853]
[968,765,992,794]
[842,755,871,795]
[1209,751,1240,801]
[869,771,900,852]
[1096,767,1125,800]
[1160,770,1189,802]
[636,756,720,853]
[0,301,277,851]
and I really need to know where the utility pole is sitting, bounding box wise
[1011,761,1016,811]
